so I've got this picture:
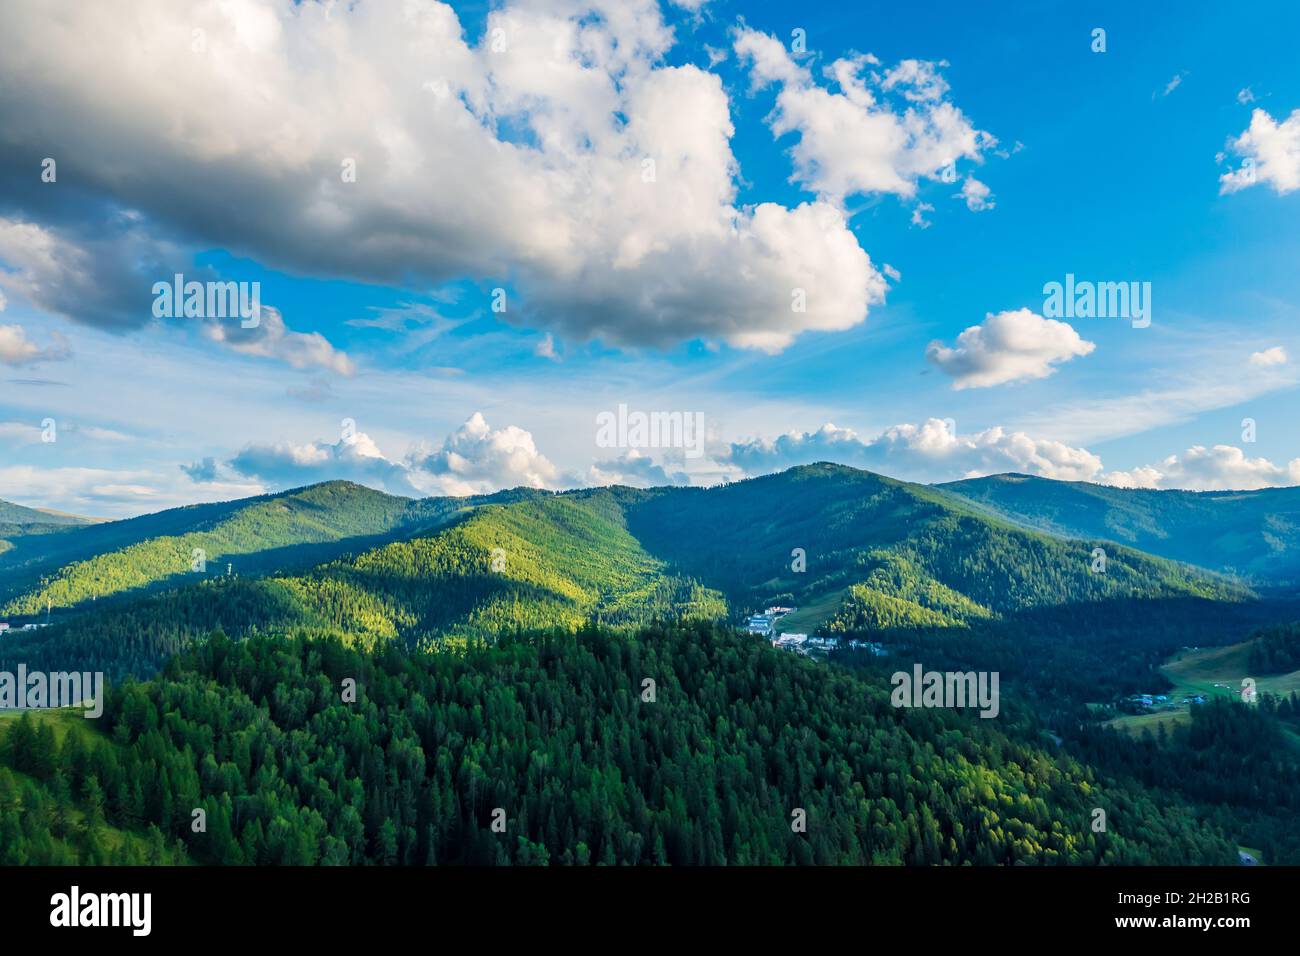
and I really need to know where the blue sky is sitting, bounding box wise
[1,0,1298,516]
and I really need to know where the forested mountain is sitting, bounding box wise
[0,481,545,618]
[0,624,1245,865]
[4,464,1261,690]
[4,463,1299,865]
[940,473,1300,584]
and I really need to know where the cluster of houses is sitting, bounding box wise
[743,611,888,659]
[0,622,50,637]
[745,606,795,636]
[771,633,834,655]
[1126,692,1206,709]
[769,634,890,658]
[1127,694,1169,709]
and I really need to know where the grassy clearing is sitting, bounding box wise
[774,588,848,635]
[1106,639,1300,738]
[0,706,97,746]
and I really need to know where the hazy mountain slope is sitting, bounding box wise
[939,473,1300,583]
[0,500,97,526]
[0,500,101,562]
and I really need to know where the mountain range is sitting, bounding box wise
[941,473,1300,585]
[2,463,1299,865]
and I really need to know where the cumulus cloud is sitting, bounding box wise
[1105,445,1300,491]
[725,418,1104,483]
[1249,346,1288,367]
[0,216,185,330]
[0,323,71,366]
[585,449,689,487]
[1219,107,1300,195]
[880,59,951,103]
[203,306,354,375]
[0,217,351,371]
[0,0,890,353]
[408,412,562,496]
[958,176,994,211]
[180,457,219,482]
[180,412,701,498]
[925,309,1095,389]
[218,431,420,496]
[733,27,994,206]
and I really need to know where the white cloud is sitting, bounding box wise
[0,421,43,444]
[733,27,994,207]
[222,431,418,495]
[0,464,262,518]
[1249,345,1288,367]
[0,419,130,445]
[192,411,699,498]
[925,308,1095,389]
[725,417,1104,483]
[203,306,354,375]
[0,0,889,353]
[1219,107,1300,195]
[409,412,562,496]
[958,176,994,211]
[1014,369,1300,446]
[1237,87,1256,105]
[1105,445,1300,491]
[880,59,951,103]
[0,323,71,366]
[585,449,688,487]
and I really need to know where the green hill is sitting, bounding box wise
[0,481,515,617]
[277,490,727,645]
[940,473,1300,584]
